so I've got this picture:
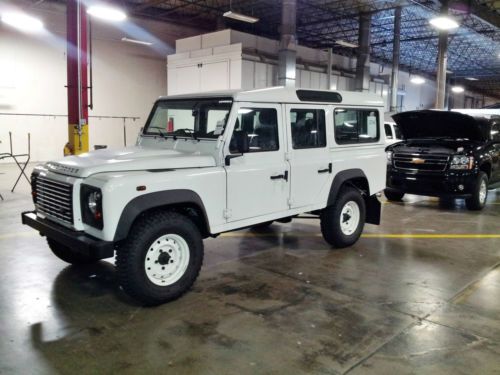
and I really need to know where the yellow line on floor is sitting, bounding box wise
[0,232,38,240]
[220,232,500,239]
[361,234,500,239]
[1,232,498,241]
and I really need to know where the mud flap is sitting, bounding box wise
[365,195,381,225]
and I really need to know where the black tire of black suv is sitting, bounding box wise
[47,238,101,264]
[320,187,366,248]
[251,221,274,230]
[116,211,204,306]
[384,189,405,201]
[465,172,488,211]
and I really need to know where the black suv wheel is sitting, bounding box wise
[465,172,488,211]
[384,189,405,201]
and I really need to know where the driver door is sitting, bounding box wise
[224,103,290,222]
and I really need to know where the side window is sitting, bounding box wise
[384,124,393,139]
[230,108,279,153]
[334,108,379,144]
[290,109,326,149]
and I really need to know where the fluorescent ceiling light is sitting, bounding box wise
[1,12,44,33]
[87,5,127,22]
[335,40,358,48]
[410,76,425,84]
[121,37,152,46]
[465,77,478,81]
[429,16,459,30]
[451,86,465,93]
[223,11,259,23]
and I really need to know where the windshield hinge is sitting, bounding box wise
[284,152,291,161]
[223,208,232,219]
[287,198,293,207]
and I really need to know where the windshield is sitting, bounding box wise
[144,97,233,139]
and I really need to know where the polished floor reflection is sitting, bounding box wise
[0,164,499,374]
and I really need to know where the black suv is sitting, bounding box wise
[385,110,500,210]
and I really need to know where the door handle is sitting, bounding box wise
[270,170,288,181]
[318,163,332,174]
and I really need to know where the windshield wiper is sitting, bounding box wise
[173,128,198,141]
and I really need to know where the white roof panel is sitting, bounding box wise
[159,86,384,107]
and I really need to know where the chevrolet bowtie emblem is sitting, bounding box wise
[411,158,426,164]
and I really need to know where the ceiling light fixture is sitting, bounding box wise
[451,86,465,93]
[335,40,358,48]
[465,77,478,81]
[410,76,425,84]
[223,11,259,23]
[429,16,459,30]
[87,5,127,22]
[1,12,44,33]
[121,37,153,46]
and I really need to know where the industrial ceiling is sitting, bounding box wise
[41,1,500,98]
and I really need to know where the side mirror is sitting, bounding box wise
[233,130,249,153]
[226,130,249,166]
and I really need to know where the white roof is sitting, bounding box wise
[159,86,385,107]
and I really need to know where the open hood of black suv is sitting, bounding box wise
[392,110,486,141]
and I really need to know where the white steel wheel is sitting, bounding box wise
[479,180,487,204]
[339,201,361,236]
[144,234,190,286]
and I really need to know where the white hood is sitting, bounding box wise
[45,146,216,178]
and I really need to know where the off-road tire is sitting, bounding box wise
[320,187,366,248]
[47,238,101,265]
[384,189,405,201]
[116,211,204,306]
[465,172,488,211]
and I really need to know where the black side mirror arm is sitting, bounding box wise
[225,153,243,166]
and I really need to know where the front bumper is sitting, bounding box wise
[386,168,477,198]
[21,211,114,259]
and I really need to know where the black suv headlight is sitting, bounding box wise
[386,151,393,164]
[450,155,474,170]
[80,184,103,229]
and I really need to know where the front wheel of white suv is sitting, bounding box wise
[320,187,366,248]
[116,211,204,306]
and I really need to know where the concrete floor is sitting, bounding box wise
[1,163,499,374]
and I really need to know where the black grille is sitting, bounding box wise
[34,176,74,224]
[393,153,449,172]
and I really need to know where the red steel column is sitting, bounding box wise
[65,0,89,155]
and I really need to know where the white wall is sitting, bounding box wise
[0,1,200,162]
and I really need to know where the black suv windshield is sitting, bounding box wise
[144,97,233,139]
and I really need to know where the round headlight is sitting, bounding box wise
[87,191,101,214]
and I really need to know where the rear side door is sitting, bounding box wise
[285,104,332,208]
[224,103,291,222]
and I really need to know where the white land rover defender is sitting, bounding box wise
[22,87,387,305]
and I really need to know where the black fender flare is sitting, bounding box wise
[113,189,210,241]
[326,169,381,225]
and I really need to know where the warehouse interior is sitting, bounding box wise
[0,0,499,374]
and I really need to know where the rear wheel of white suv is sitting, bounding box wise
[465,172,488,211]
[320,187,366,248]
[116,211,204,306]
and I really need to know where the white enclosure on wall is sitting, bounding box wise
[167,29,391,108]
